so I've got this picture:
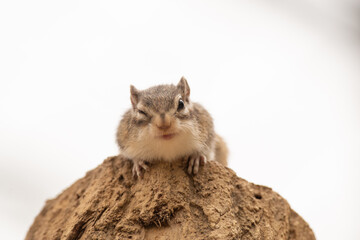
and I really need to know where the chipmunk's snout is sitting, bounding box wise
[156,124,171,130]
[155,113,172,131]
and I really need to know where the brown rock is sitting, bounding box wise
[26,156,315,240]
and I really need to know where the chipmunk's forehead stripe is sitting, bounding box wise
[140,84,180,111]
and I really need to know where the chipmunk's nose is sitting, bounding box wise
[157,124,171,130]
[156,113,171,130]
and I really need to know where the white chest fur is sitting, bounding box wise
[123,129,203,162]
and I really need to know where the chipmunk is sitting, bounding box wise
[116,77,228,178]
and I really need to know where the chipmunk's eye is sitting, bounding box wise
[138,110,147,116]
[177,99,184,111]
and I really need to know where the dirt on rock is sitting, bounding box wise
[26,156,315,240]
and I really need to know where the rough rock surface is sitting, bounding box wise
[26,156,315,240]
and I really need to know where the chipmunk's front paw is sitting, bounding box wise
[132,160,149,179]
[187,154,207,175]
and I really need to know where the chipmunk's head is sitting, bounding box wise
[129,77,194,142]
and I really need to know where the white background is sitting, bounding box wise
[1,0,359,239]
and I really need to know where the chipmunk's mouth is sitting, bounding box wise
[158,133,177,140]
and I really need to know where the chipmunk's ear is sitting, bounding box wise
[130,85,139,108]
[177,76,190,102]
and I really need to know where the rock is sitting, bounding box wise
[26,156,315,240]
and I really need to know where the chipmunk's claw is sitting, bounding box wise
[132,160,149,179]
[187,154,206,175]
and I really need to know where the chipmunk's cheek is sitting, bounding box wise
[141,126,153,140]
